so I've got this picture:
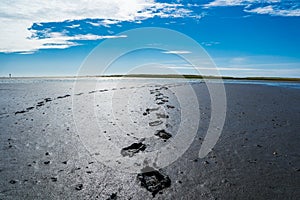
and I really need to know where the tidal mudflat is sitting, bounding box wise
[0,78,299,199]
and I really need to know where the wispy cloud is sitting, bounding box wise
[245,5,300,17]
[203,0,300,17]
[0,31,127,53]
[163,50,192,54]
[69,34,127,41]
[168,66,259,71]
[66,24,81,29]
[201,41,220,47]
[86,21,102,27]
[203,0,249,8]
[0,0,197,53]
[86,19,121,27]
[165,60,300,71]
[203,0,280,8]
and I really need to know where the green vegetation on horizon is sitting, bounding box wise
[98,74,300,82]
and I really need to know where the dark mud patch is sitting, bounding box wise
[75,183,83,191]
[9,180,17,184]
[44,161,50,165]
[107,193,117,200]
[137,166,171,197]
[155,130,172,140]
[121,142,146,157]
[50,177,58,182]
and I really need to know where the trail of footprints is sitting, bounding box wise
[12,82,188,117]
[9,82,190,197]
[14,94,77,115]
[120,85,176,197]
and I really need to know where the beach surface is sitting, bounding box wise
[0,78,299,199]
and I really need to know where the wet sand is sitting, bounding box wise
[0,78,299,199]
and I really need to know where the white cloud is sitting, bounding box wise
[70,34,127,40]
[0,31,127,53]
[86,19,121,28]
[204,0,248,7]
[66,24,81,28]
[0,0,194,53]
[203,0,300,17]
[86,21,102,27]
[163,50,192,54]
[245,5,300,17]
[203,0,280,8]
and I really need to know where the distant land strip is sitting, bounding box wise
[1,74,300,82]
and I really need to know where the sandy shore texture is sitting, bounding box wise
[0,78,299,199]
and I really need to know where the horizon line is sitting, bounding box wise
[0,74,300,82]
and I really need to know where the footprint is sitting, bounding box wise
[50,177,58,182]
[137,166,171,197]
[167,105,175,109]
[26,107,35,111]
[57,94,71,99]
[44,98,52,102]
[149,120,163,126]
[15,110,27,115]
[121,142,146,157]
[156,113,169,119]
[145,107,160,114]
[36,101,45,107]
[155,130,172,140]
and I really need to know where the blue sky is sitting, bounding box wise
[0,0,300,77]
